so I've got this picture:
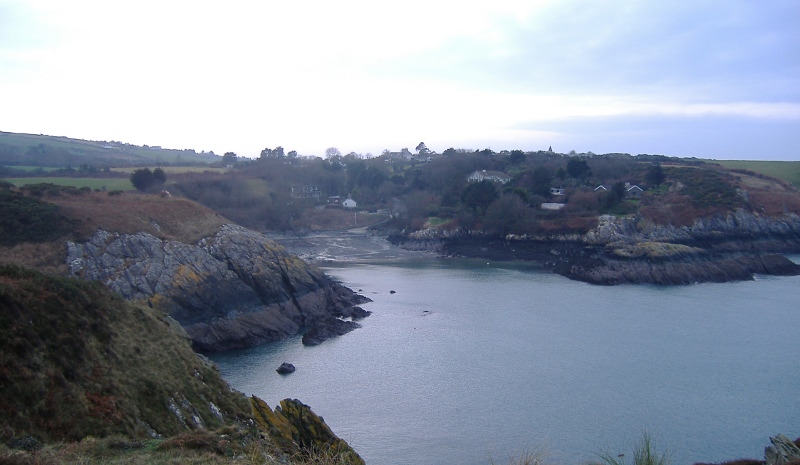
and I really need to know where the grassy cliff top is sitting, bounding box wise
[0,184,230,273]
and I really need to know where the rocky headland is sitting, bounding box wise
[387,210,800,285]
[66,224,370,352]
[0,263,363,464]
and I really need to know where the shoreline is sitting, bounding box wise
[269,227,800,285]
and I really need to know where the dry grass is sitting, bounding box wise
[48,190,229,243]
[0,188,231,273]
[0,427,366,465]
[0,240,69,275]
[0,429,284,465]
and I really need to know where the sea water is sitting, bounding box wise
[210,257,800,465]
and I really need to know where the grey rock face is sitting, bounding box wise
[393,210,800,285]
[67,224,369,351]
[765,434,800,465]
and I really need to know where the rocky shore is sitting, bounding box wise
[386,210,800,285]
[67,224,370,351]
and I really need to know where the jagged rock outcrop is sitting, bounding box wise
[390,210,800,285]
[66,224,370,351]
[251,396,365,465]
[557,211,800,284]
[585,211,800,246]
[765,434,800,465]
[555,248,800,285]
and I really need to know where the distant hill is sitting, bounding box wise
[0,131,220,167]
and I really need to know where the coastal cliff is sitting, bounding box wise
[66,224,370,351]
[389,210,800,285]
[0,264,363,464]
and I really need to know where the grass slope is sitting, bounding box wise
[711,160,800,187]
[0,264,251,442]
[0,265,365,464]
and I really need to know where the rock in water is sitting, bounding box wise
[302,317,361,346]
[276,362,296,374]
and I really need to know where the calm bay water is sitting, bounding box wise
[210,257,800,465]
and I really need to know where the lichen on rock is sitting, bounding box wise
[250,396,365,465]
[67,224,370,351]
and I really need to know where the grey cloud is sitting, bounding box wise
[374,1,800,102]
[519,114,800,160]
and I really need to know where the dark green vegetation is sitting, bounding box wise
[2,176,134,191]
[129,167,167,192]
[174,149,799,235]
[0,264,249,441]
[0,264,364,464]
[0,183,76,245]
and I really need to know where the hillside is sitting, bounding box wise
[0,131,219,168]
[0,184,370,351]
[0,264,363,464]
[0,264,250,442]
[0,183,229,274]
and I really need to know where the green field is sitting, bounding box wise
[0,131,219,166]
[6,165,61,172]
[711,160,800,187]
[111,166,228,174]
[2,177,134,191]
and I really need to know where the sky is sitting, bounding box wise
[1,1,798,160]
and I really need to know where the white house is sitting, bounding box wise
[626,184,644,198]
[541,202,566,210]
[467,170,511,184]
[342,196,357,209]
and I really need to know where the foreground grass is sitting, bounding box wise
[593,433,669,465]
[0,430,371,465]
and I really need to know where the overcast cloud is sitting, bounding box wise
[1,0,798,159]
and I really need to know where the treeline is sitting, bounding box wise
[164,146,797,234]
